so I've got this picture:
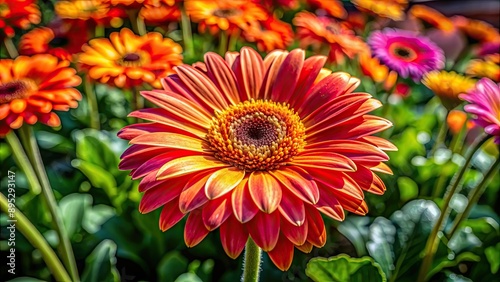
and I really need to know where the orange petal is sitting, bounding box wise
[234,47,264,100]
[316,187,345,221]
[271,49,304,103]
[130,132,207,152]
[305,206,326,247]
[157,155,228,180]
[267,235,294,271]
[248,171,282,214]
[361,136,398,151]
[296,241,313,253]
[292,153,356,172]
[260,50,288,100]
[10,99,27,113]
[184,210,209,247]
[231,178,259,223]
[205,167,245,199]
[179,171,213,213]
[201,194,232,230]
[220,215,248,259]
[159,198,186,231]
[139,182,183,213]
[247,211,280,251]
[204,52,240,105]
[271,166,319,205]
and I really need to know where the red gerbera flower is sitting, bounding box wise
[0,0,41,38]
[118,47,395,270]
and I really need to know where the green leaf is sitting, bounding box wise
[337,216,371,256]
[429,252,480,278]
[81,239,120,282]
[485,243,500,274]
[71,159,116,192]
[174,273,203,282]
[397,176,419,202]
[366,217,396,278]
[59,193,92,237]
[306,254,387,282]
[157,251,189,282]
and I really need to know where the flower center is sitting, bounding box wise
[207,99,306,171]
[49,37,69,48]
[213,8,239,18]
[118,52,144,67]
[0,79,37,104]
[389,42,418,62]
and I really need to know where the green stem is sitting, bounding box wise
[417,134,490,282]
[180,7,194,57]
[430,110,449,156]
[219,31,228,56]
[447,155,500,239]
[5,132,41,195]
[0,193,71,282]
[134,87,144,110]
[228,29,240,51]
[127,9,145,35]
[3,37,19,58]
[241,239,262,282]
[84,75,100,130]
[18,125,80,282]
[95,24,105,38]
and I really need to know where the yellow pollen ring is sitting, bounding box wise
[207,99,306,171]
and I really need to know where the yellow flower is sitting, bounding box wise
[466,54,500,82]
[422,70,476,110]
[351,0,408,21]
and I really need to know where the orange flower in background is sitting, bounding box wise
[409,5,454,32]
[359,53,390,83]
[466,54,500,82]
[108,0,145,7]
[453,16,500,43]
[185,0,268,35]
[118,47,395,270]
[293,11,369,64]
[0,0,41,38]
[140,0,181,24]
[447,110,473,135]
[306,0,347,19]
[0,55,81,136]
[78,28,183,89]
[55,0,126,26]
[19,21,89,61]
[351,0,408,21]
[243,15,293,52]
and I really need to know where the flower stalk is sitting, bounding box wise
[417,134,490,282]
[17,125,80,282]
[5,132,41,195]
[180,7,194,57]
[3,37,19,58]
[0,193,71,282]
[242,239,262,282]
[84,75,101,130]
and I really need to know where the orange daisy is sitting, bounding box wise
[452,16,500,43]
[466,54,500,82]
[351,0,408,21]
[19,21,89,61]
[0,0,41,38]
[359,53,390,83]
[78,28,183,89]
[118,47,395,270]
[0,55,81,136]
[306,0,347,19]
[185,0,268,35]
[408,5,454,32]
[293,11,369,64]
[140,0,181,24]
[243,15,293,52]
[55,0,126,26]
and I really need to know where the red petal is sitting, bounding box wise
[271,166,319,204]
[184,210,210,247]
[202,194,232,230]
[231,178,259,223]
[267,235,294,271]
[205,167,245,199]
[204,52,240,105]
[247,211,280,251]
[290,55,327,109]
[271,49,304,103]
[130,132,207,152]
[296,241,313,253]
[316,187,345,221]
[371,162,393,175]
[119,145,168,171]
[281,217,308,246]
[278,189,305,226]
[361,136,398,151]
[292,153,357,172]
[248,171,282,213]
[233,47,264,100]
[305,205,326,247]
[132,151,193,179]
[305,140,389,163]
[139,183,183,213]
[260,50,288,100]
[220,216,248,259]
[157,156,228,180]
[179,171,214,213]
[159,198,186,231]
[128,108,207,137]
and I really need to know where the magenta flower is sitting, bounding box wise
[367,28,445,81]
[460,78,500,144]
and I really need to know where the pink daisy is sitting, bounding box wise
[367,28,445,81]
[460,78,500,144]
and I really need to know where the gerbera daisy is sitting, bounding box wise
[452,16,500,43]
[118,47,395,270]
[19,21,89,61]
[422,70,476,110]
[185,0,267,35]
[306,0,346,19]
[359,53,390,84]
[78,28,183,89]
[293,11,369,64]
[0,55,81,136]
[368,28,445,81]
[55,0,126,26]
[243,15,293,52]
[466,54,500,82]
[0,0,41,38]
[351,0,408,21]
[408,5,454,32]
[460,78,500,144]
[139,0,181,25]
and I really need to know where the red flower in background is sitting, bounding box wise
[243,15,293,52]
[118,47,395,270]
[0,0,41,38]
